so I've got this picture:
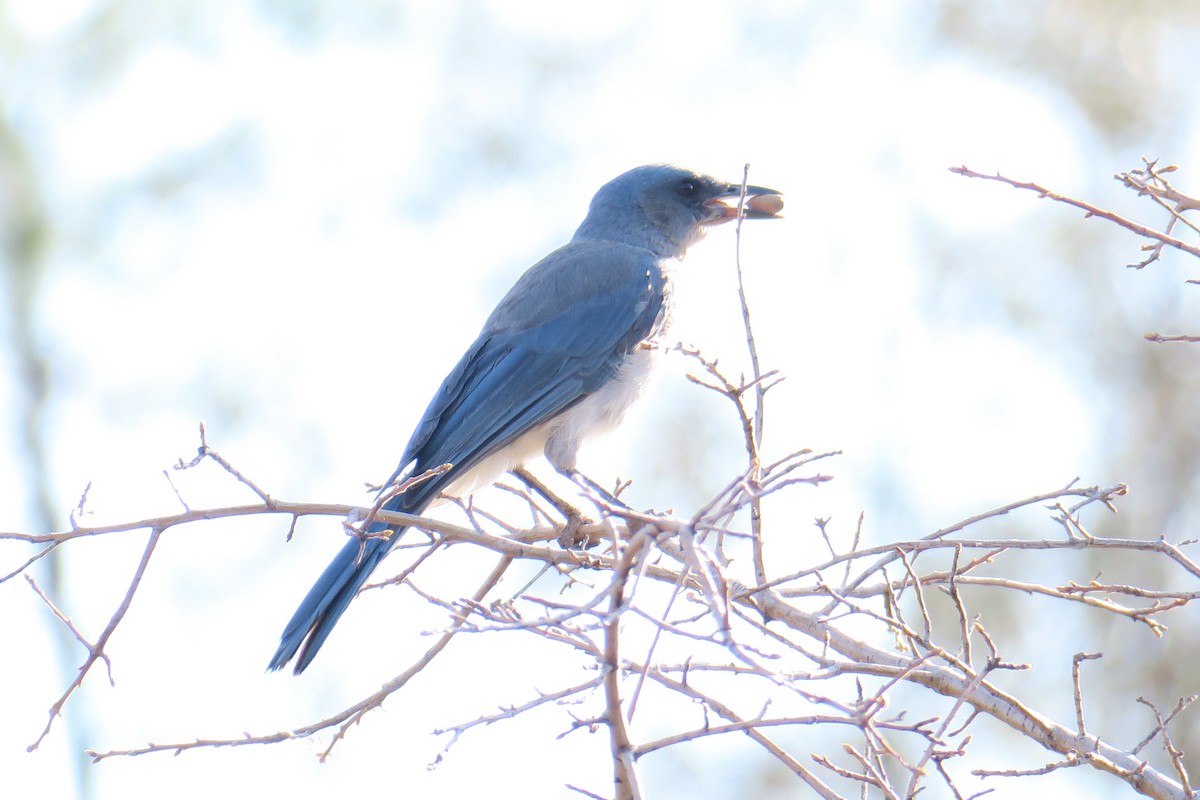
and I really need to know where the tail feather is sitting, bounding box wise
[268,531,395,674]
[269,464,451,674]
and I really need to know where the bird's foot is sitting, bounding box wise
[510,466,599,549]
[557,511,598,550]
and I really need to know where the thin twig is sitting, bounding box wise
[31,526,165,752]
[950,165,1200,264]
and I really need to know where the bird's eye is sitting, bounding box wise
[677,179,697,196]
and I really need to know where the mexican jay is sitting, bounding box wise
[269,164,781,673]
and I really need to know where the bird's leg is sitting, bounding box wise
[509,466,595,549]
[559,467,633,512]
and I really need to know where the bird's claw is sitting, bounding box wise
[557,512,600,550]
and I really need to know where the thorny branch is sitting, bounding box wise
[953,158,1200,343]
[950,159,1200,269]
[9,162,1200,797]
[8,376,1197,799]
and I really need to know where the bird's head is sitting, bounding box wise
[574,164,782,258]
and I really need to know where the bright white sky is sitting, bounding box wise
[2,2,1198,799]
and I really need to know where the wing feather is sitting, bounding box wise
[385,240,667,511]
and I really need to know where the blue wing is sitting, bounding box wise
[269,239,667,672]
[386,238,668,509]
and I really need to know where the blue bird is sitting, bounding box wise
[269,164,782,673]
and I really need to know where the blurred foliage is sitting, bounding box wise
[938,0,1200,144]
[936,0,1200,767]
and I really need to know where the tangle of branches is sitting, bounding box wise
[6,162,1200,799]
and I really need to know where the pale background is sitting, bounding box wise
[4,2,1200,798]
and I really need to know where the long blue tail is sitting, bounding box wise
[267,528,396,674]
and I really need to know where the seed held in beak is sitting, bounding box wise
[747,193,784,216]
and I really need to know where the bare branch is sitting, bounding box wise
[30,526,164,752]
[950,165,1200,265]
